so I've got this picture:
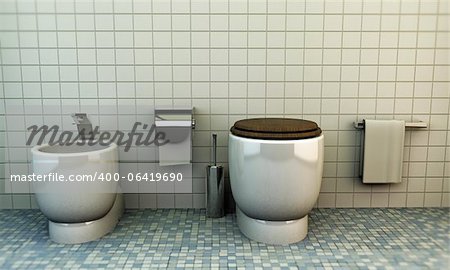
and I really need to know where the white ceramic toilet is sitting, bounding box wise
[229,118,324,245]
[32,143,123,244]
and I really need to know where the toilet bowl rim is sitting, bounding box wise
[229,133,324,143]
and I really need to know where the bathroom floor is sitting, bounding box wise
[0,208,448,269]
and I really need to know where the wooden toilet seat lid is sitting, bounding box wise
[230,118,322,140]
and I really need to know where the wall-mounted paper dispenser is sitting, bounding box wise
[155,108,195,166]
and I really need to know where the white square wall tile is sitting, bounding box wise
[389,193,407,208]
[424,193,442,207]
[336,193,353,208]
[175,194,193,209]
[407,193,425,207]
[124,194,139,209]
[371,193,389,207]
[353,193,371,208]
[318,193,336,208]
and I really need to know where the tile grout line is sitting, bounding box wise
[227,0,230,140]
[170,0,174,109]
[426,0,442,207]
[3,29,449,33]
[438,1,450,207]
[337,0,345,208]
[4,63,450,67]
[246,0,249,119]
[3,11,449,15]
[421,0,434,207]
[355,0,365,207]
[369,0,385,207]
[3,46,450,50]
[300,0,305,120]
[11,0,27,207]
[112,0,120,193]
[131,0,140,206]
[388,0,404,207]
[318,0,333,207]
[0,24,12,208]
[282,0,287,117]
[73,0,81,116]
[264,0,268,116]
[150,0,160,207]
[93,0,100,158]
[32,0,44,208]
[406,0,423,208]
[208,0,212,195]
[401,1,414,208]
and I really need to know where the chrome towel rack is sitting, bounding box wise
[354,119,427,179]
[353,121,427,130]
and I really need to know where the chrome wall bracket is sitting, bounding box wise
[353,120,427,130]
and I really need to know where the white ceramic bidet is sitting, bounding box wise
[229,118,324,245]
[32,143,123,244]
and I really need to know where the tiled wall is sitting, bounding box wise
[0,0,449,209]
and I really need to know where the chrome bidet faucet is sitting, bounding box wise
[71,113,94,140]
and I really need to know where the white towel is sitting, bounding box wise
[363,119,405,183]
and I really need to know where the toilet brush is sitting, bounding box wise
[206,133,225,218]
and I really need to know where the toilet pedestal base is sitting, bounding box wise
[236,207,308,245]
[48,193,124,244]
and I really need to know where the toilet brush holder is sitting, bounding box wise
[206,133,225,218]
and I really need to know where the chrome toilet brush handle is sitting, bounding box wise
[212,133,217,166]
[206,133,225,218]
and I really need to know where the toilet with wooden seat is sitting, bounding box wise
[229,118,324,244]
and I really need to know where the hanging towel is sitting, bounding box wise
[363,119,405,183]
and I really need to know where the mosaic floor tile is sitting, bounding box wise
[0,208,448,269]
